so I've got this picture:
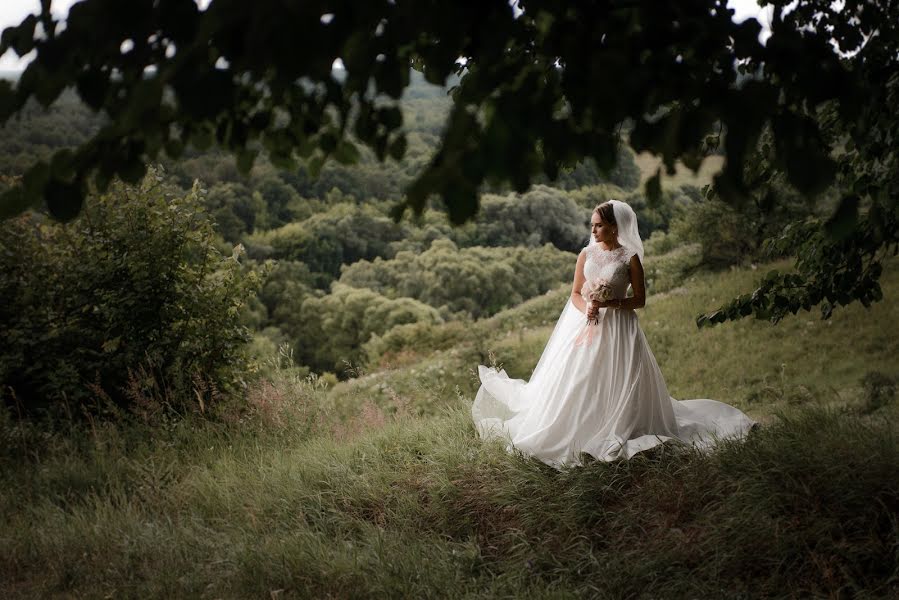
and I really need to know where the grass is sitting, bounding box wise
[1,260,898,598]
[2,404,896,598]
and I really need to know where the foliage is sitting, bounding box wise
[694,17,899,325]
[339,239,575,318]
[534,145,642,192]
[290,283,442,375]
[567,182,630,210]
[0,0,886,224]
[246,202,406,287]
[642,241,704,294]
[257,239,573,374]
[362,319,476,369]
[201,181,264,241]
[457,185,588,252]
[1,0,897,325]
[697,80,899,326]
[671,178,813,270]
[621,186,691,240]
[0,171,262,415]
[0,90,103,177]
[256,260,318,321]
[697,212,897,327]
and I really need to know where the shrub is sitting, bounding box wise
[0,170,263,417]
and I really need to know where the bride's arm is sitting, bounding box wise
[570,251,589,314]
[597,254,646,310]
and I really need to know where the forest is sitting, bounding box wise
[1,70,733,404]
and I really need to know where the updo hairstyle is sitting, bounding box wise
[593,202,617,228]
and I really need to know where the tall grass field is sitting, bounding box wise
[2,260,897,598]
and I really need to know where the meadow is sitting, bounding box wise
[2,259,896,599]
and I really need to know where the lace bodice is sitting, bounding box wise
[582,244,634,299]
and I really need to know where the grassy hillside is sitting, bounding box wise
[1,260,897,598]
[332,258,899,423]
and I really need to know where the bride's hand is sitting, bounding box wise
[586,301,600,321]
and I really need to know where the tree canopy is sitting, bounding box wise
[1,0,897,324]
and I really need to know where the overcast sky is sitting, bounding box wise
[0,0,773,71]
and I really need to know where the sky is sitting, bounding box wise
[0,0,773,71]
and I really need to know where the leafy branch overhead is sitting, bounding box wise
[1,0,897,324]
[0,1,867,217]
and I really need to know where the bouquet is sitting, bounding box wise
[580,278,613,325]
[574,278,613,347]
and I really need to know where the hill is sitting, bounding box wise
[328,257,899,423]
[2,259,896,598]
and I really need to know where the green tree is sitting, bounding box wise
[460,185,588,252]
[288,283,441,374]
[203,181,266,241]
[1,0,896,322]
[247,203,406,286]
[340,239,574,318]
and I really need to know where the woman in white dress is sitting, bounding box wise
[472,199,756,468]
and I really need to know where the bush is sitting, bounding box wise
[0,171,263,417]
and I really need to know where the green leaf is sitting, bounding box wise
[644,168,662,206]
[824,194,859,240]
[76,68,110,110]
[388,135,407,161]
[45,178,84,222]
[1,15,37,57]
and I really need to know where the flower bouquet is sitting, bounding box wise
[574,278,613,347]
[581,278,613,325]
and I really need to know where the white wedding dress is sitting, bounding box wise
[472,243,756,468]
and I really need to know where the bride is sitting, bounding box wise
[472,199,756,467]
